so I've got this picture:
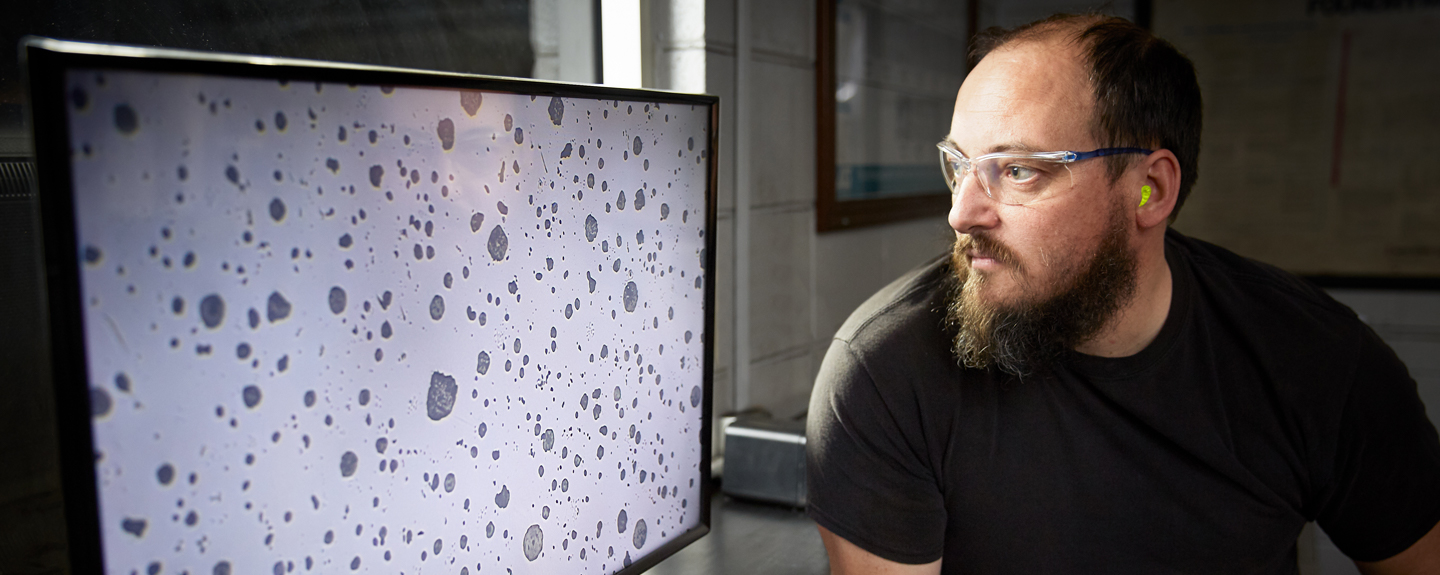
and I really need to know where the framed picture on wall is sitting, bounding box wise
[815,0,970,231]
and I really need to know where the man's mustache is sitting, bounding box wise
[954,233,1020,271]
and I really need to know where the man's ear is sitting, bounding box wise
[1135,149,1180,230]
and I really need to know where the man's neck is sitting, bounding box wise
[1073,236,1172,358]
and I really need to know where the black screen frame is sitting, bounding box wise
[23,37,718,575]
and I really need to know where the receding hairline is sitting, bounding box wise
[978,14,1114,57]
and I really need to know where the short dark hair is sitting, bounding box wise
[970,15,1203,223]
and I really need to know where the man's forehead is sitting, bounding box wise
[947,38,1094,155]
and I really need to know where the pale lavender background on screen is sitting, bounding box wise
[65,68,710,575]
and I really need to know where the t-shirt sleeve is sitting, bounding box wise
[805,338,946,564]
[1314,326,1440,562]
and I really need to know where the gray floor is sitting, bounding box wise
[644,490,829,575]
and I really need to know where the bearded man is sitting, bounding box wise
[804,14,1440,575]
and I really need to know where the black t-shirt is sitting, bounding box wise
[805,229,1440,573]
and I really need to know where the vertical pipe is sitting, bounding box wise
[733,0,752,412]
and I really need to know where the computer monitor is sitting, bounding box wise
[25,38,715,575]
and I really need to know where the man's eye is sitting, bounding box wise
[1003,164,1039,182]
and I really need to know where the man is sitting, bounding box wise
[805,14,1440,575]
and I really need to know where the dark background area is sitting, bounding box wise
[0,2,535,572]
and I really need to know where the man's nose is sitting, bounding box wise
[948,172,999,234]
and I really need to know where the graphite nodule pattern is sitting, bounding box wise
[67,69,709,574]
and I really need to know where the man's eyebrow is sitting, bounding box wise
[984,142,1044,154]
[941,137,1044,157]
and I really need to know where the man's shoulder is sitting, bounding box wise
[833,253,953,348]
[1167,229,1359,326]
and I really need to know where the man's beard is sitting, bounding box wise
[945,203,1138,378]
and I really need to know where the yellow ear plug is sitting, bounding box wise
[1139,185,1152,207]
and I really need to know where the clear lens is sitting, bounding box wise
[938,143,1071,206]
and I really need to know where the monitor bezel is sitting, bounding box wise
[23,37,718,575]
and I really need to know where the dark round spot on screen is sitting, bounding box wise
[194,293,227,329]
[304,390,316,407]
[172,296,185,315]
[429,295,445,320]
[379,291,392,309]
[224,165,241,186]
[70,86,88,110]
[633,135,643,156]
[691,385,702,408]
[461,91,483,116]
[437,118,455,151]
[113,104,138,135]
[242,385,262,408]
[339,233,353,248]
[470,212,485,233]
[548,97,565,126]
[514,127,524,145]
[121,517,147,538]
[504,114,513,132]
[358,388,370,406]
[90,387,113,417]
[326,158,340,173]
[584,214,599,242]
[213,561,231,575]
[375,437,387,454]
[329,287,347,315]
[267,292,291,322]
[381,321,393,339]
[269,198,286,222]
[339,451,358,477]
[369,165,383,188]
[337,126,347,142]
[177,165,189,181]
[617,509,628,534]
[426,371,458,420]
[634,190,646,211]
[274,111,288,131]
[476,351,490,375]
[623,282,639,312]
[368,130,378,144]
[487,226,508,261]
[633,518,647,549]
[523,524,543,561]
[156,463,175,486]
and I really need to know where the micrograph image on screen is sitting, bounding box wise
[61,65,710,574]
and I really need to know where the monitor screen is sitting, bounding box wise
[27,39,715,575]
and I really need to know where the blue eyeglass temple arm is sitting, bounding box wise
[1063,147,1153,162]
